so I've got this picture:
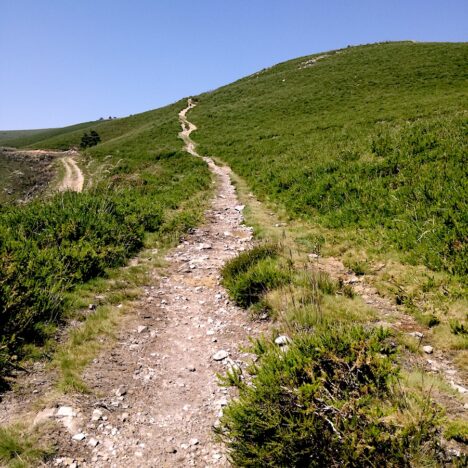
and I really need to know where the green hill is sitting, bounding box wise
[190,41,467,276]
[1,41,467,464]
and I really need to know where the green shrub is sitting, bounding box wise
[0,151,210,383]
[222,245,290,308]
[217,325,442,467]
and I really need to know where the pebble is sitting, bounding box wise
[88,438,99,447]
[275,335,291,346]
[409,331,424,339]
[72,433,86,441]
[137,325,148,334]
[91,409,103,422]
[116,386,127,397]
[212,350,229,361]
[423,345,433,354]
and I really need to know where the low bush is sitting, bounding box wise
[217,325,442,467]
[0,151,210,382]
[222,244,290,308]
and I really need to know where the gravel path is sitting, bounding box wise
[59,153,83,192]
[48,100,261,467]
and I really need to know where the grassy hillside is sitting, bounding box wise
[0,99,211,383]
[0,129,52,144]
[0,121,100,148]
[1,107,178,151]
[190,41,467,276]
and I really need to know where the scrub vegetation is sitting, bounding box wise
[0,100,211,385]
[1,41,467,464]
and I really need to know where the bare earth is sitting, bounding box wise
[59,153,84,192]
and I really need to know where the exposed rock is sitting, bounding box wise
[274,335,291,346]
[115,386,127,397]
[56,406,76,418]
[409,331,424,339]
[33,407,56,426]
[72,433,86,441]
[423,345,433,354]
[91,409,103,422]
[137,325,148,334]
[212,350,229,361]
[88,438,99,447]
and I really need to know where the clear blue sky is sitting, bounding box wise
[1,0,466,130]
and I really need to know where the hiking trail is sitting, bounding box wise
[41,99,261,467]
[59,152,84,192]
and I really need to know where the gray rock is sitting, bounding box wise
[116,386,127,397]
[56,406,75,418]
[88,438,99,447]
[72,433,86,441]
[91,409,103,422]
[137,325,148,334]
[212,350,229,361]
[275,335,292,346]
[409,331,424,339]
[423,345,433,354]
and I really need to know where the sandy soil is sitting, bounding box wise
[59,154,83,192]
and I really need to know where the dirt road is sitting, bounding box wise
[59,154,83,192]
[46,100,261,467]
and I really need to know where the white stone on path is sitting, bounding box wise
[212,350,229,361]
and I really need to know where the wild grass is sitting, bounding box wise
[0,425,52,467]
[191,42,467,277]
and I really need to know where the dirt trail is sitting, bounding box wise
[42,100,261,467]
[59,153,84,192]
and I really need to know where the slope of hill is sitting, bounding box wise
[0,121,100,148]
[0,129,52,144]
[191,41,467,276]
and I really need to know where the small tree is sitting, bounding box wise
[80,130,101,149]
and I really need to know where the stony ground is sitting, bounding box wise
[42,101,265,467]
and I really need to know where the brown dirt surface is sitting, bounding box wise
[58,153,83,192]
[0,148,57,202]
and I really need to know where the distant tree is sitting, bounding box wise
[80,130,101,149]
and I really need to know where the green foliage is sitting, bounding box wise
[217,325,442,467]
[444,419,468,444]
[79,130,101,148]
[0,100,211,384]
[191,42,468,276]
[221,244,290,307]
[0,426,51,467]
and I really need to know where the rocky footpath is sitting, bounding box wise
[43,106,265,467]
